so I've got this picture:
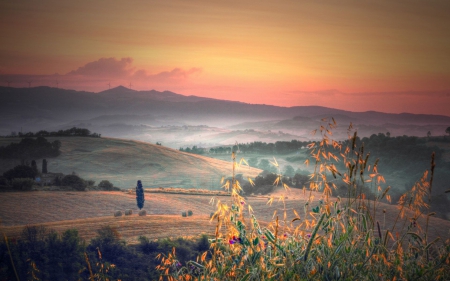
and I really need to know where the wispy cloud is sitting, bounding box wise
[67,57,134,78]
[0,57,202,91]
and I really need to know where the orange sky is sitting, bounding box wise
[1,0,449,115]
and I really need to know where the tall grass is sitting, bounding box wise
[157,118,450,280]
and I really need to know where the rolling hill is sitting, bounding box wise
[0,136,262,188]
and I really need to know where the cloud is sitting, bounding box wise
[132,67,202,81]
[66,57,202,82]
[67,57,134,78]
[0,57,202,92]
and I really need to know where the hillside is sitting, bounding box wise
[0,137,262,188]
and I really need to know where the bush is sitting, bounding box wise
[98,180,114,190]
[3,165,37,181]
[0,176,9,187]
[11,178,35,190]
[86,180,95,186]
[187,210,193,216]
[182,211,187,217]
[61,175,86,191]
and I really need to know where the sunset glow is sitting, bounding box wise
[1,0,449,115]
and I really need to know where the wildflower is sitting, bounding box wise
[229,236,242,245]
[241,201,245,205]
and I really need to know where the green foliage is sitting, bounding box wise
[0,136,61,159]
[243,172,278,194]
[31,159,38,174]
[3,164,37,181]
[42,158,48,173]
[180,145,205,154]
[61,174,86,191]
[136,180,145,209]
[211,140,309,155]
[182,211,187,217]
[15,127,101,138]
[11,178,34,190]
[1,225,211,280]
[0,226,85,281]
[283,164,295,177]
[98,180,114,190]
[257,159,277,173]
[0,176,8,187]
[187,210,193,216]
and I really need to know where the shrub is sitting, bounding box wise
[86,180,95,186]
[124,209,132,215]
[3,165,37,181]
[0,176,9,187]
[114,210,122,217]
[98,180,114,190]
[181,211,187,217]
[11,178,34,190]
[61,175,86,191]
[187,210,193,216]
[138,210,147,216]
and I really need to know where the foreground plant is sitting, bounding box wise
[157,119,450,280]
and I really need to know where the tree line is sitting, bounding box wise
[0,137,61,160]
[181,140,311,155]
[7,127,101,138]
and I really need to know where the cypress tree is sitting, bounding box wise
[31,160,38,174]
[136,180,145,210]
[42,159,48,174]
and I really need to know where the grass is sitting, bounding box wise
[157,119,450,280]
[0,136,261,188]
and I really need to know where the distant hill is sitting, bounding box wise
[0,136,261,188]
[1,86,449,146]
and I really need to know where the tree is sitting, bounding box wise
[136,180,145,210]
[247,158,258,167]
[61,175,86,191]
[31,159,38,174]
[446,127,450,136]
[386,131,391,138]
[427,131,431,138]
[42,159,48,174]
[98,180,114,190]
[283,165,295,177]
[3,165,37,181]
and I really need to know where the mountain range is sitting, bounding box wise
[1,86,449,147]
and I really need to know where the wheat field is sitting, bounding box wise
[1,189,449,244]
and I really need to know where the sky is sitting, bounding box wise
[0,0,449,116]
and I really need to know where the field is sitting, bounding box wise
[0,136,262,188]
[1,188,449,245]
